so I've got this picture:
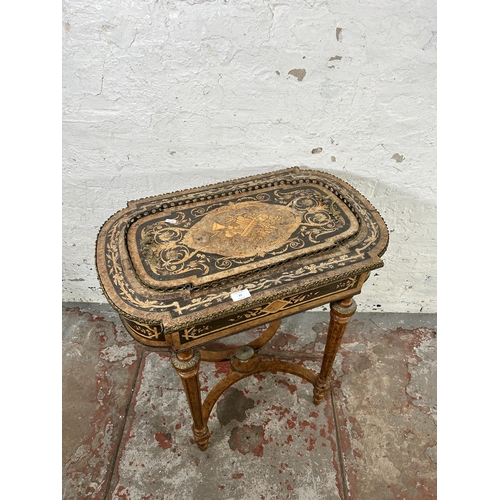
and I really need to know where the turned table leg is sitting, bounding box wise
[313,297,357,405]
[171,348,211,450]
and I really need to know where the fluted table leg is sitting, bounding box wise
[171,348,211,450]
[313,297,357,405]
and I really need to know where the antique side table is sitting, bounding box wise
[95,167,388,450]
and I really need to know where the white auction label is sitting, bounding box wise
[164,219,177,224]
[231,289,251,302]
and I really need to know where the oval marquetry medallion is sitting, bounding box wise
[183,201,301,258]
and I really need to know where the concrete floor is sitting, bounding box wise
[62,303,437,500]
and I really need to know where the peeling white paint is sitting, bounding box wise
[62,0,436,313]
[100,344,137,366]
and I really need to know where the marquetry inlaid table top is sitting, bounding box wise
[96,167,388,352]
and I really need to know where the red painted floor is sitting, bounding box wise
[62,303,436,500]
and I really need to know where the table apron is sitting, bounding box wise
[171,271,368,351]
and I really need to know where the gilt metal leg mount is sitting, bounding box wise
[172,299,356,451]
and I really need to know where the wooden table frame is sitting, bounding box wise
[171,296,357,450]
[95,167,388,450]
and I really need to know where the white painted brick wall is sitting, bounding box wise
[62,0,436,313]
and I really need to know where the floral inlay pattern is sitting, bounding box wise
[131,186,355,288]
